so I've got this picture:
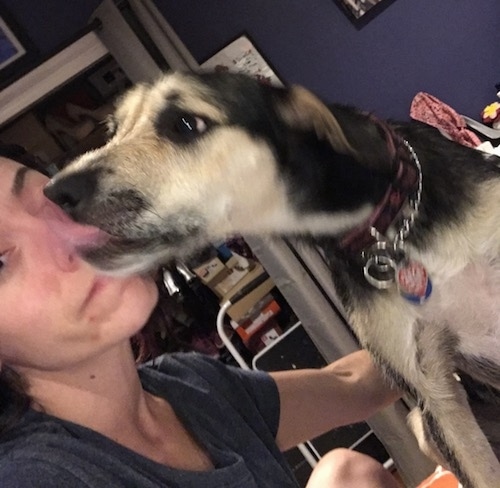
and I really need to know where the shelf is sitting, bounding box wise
[0,31,109,127]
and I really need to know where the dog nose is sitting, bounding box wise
[43,170,98,216]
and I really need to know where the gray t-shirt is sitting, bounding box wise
[0,353,299,487]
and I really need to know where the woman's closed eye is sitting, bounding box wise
[11,167,50,216]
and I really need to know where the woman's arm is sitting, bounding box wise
[270,349,401,451]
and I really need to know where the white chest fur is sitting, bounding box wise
[419,259,500,363]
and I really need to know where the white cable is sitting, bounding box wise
[216,300,249,370]
[216,300,318,468]
[297,443,319,468]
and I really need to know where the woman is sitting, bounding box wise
[0,145,404,487]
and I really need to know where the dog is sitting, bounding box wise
[44,72,500,488]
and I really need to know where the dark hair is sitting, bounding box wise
[0,368,30,436]
[131,269,187,362]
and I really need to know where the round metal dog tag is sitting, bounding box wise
[397,260,432,304]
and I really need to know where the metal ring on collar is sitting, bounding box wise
[363,254,397,289]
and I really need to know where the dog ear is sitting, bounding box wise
[276,85,358,158]
[276,85,394,173]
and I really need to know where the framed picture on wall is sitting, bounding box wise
[201,34,284,87]
[338,0,384,18]
[0,6,36,89]
[335,0,394,23]
[0,16,26,70]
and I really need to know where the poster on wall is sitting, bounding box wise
[0,6,36,90]
[337,0,386,19]
[0,15,26,71]
[201,35,283,87]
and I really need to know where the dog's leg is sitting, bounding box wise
[407,407,449,468]
[352,300,500,488]
[456,354,500,394]
[409,322,500,488]
[407,357,500,469]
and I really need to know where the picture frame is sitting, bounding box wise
[200,34,284,87]
[0,16,25,70]
[338,0,384,18]
[0,6,36,90]
[335,0,395,25]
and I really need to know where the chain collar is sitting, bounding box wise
[337,119,423,290]
[362,140,423,289]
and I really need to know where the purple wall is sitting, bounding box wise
[3,0,500,119]
[154,0,500,119]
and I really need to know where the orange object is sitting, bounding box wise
[229,297,282,353]
[417,466,461,488]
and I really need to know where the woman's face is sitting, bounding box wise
[0,157,159,372]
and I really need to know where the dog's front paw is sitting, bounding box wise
[407,407,449,468]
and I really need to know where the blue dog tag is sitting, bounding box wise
[397,260,432,304]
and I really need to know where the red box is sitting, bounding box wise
[231,297,282,352]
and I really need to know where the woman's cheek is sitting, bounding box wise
[87,276,159,333]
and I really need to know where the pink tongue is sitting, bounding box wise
[41,199,110,250]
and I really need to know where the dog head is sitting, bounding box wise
[44,71,393,274]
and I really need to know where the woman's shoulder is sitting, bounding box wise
[139,352,282,450]
[0,458,88,488]
[141,352,280,431]
[0,413,92,487]
[141,351,230,371]
[141,351,225,374]
[0,410,155,488]
[139,351,275,397]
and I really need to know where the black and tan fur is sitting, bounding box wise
[44,72,500,488]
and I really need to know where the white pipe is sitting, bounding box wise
[216,300,318,468]
[216,300,249,370]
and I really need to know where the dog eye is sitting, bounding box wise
[174,114,207,137]
[155,109,212,143]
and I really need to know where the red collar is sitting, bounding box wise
[338,118,419,256]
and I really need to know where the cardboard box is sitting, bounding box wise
[192,257,229,286]
[231,297,281,341]
[213,266,250,297]
[260,324,283,348]
[193,255,256,298]
[222,264,275,321]
[230,297,282,353]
